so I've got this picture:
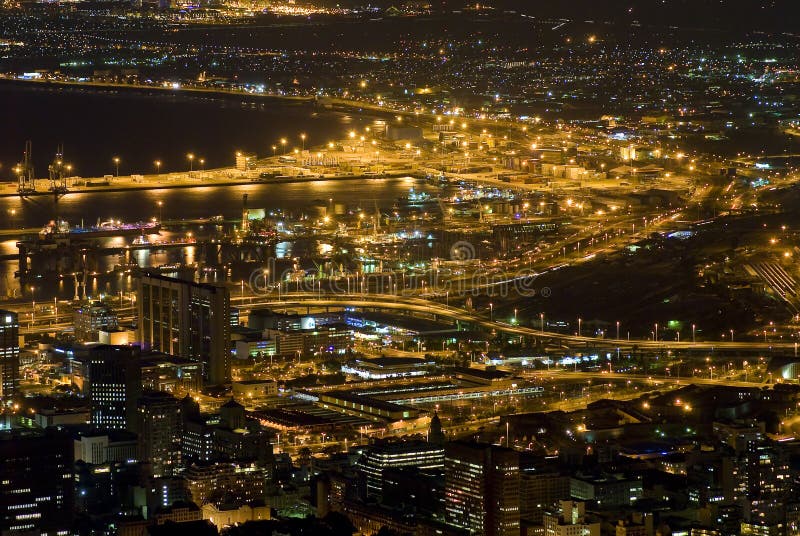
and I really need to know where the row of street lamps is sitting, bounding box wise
[110,153,205,176]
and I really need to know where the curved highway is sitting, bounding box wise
[236,291,796,352]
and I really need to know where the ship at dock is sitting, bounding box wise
[39,219,161,239]
[396,187,440,207]
[17,219,163,280]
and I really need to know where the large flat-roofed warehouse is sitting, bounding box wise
[317,390,420,422]
[341,356,436,380]
[452,366,515,388]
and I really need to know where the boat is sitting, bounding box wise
[396,187,439,206]
[425,172,449,185]
[40,219,161,239]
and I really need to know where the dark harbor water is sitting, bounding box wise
[0,82,360,178]
[0,85,442,300]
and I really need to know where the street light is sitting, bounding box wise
[30,285,36,323]
[187,153,195,172]
[300,133,306,152]
[157,201,163,222]
[578,317,582,337]
[280,138,287,154]
[113,157,120,177]
[199,158,205,170]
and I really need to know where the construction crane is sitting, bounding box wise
[16,140,35,195]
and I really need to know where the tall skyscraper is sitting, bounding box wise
[137,273,231,385]
[444,441,520,536]
[0,429,74,535]
[0,310,19,398]
[88,344,142,431]
[137,390,181,478]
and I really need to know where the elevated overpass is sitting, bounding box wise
[237,291,796,353]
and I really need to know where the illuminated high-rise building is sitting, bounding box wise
[0,429,74,535]
[444,441,520,536]
[137,390,181,478]
[137,273,231,385]
[88,344,142,431]
[0,310,19,398]
[357,440,444,499]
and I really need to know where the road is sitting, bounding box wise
[524,370,769,388]
[236,291,800,353]
[13,289,798,359]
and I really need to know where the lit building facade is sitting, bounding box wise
[137,274,231,385]
[0,310,19,398]
[444,441,520,536]
[88,345,142,431]
[0,429,74,535]
[137,391,181,477]
[357,440,444,498]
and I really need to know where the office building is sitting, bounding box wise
[444,441,520,536]
[137,273,231,385]
[520,468,571,524]
[88,344,142,431]
[357,440,445,499]
[543,501,600,536]
[0,429,74,535]
[184,462,268,507]
[0,310,19,398]
[137,391,181,477]
[74,302,118,342]
[570,472,643,507]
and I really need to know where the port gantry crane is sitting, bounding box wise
[48,143,69,195]
[16,140,36,195]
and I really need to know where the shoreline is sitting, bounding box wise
[0,170,421,198]
[0,76,316,105]
[0,76,403,118]
[0,77,430,196]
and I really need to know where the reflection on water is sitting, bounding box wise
[5,177,442,301]
[1,178,428,228]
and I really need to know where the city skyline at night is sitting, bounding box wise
[2,1,800,536]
